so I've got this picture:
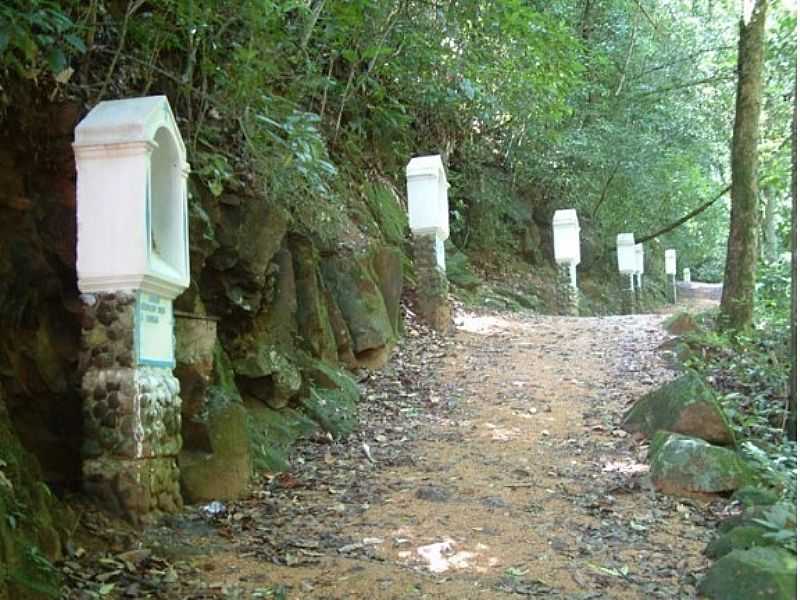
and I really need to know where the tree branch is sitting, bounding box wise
[631,0,662,35]
[630,45,736,81]
[592,162,621,217]
[634,73,735,98]
[614,18,638,97]
[634,184,731,244]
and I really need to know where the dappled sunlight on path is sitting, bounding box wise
[167,306,719,598]
[66,300,723,599]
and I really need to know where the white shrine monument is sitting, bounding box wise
[665,249,677,303]
[552,209,581,315]
[616,233,637,314]
[634,242,644,310]
[406,155,451,332]
[74,96,190,518]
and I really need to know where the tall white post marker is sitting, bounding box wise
[74,96,190,519]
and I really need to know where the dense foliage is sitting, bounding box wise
[0,0,794,276]
[684,257,795,512]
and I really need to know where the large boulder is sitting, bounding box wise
[202,197,289,316]
[664,311,701,336]
[370,246,404,337]
[290,235,338,364]
[174,314,218,450]
[623,373,735,446]
[321,249,396,367]
[233,346,302,409]
[246,405,318,472]
[300,360,360,438]
[178,392,251,504]
[698,547,796,600]
[0,391,71,599]
[648,432,753,497]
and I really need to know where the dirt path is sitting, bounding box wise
[65,305,723,599]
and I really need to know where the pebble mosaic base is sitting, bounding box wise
[80,292,182,517]
[412,233,451,333]
[556,263,579,316]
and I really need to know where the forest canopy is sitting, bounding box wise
[0,0,795,276]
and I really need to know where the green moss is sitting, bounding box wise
[302,387,358,439]
[719,502,796,534]
[246,405,318,472]
[320,251,395,356]
[648,432,754,496]
[362,182,408,248]
[698,547,796,600]
[0,400,68,599]
[179,395,251,503]
[705,525,775,559]
[212,342,241,401]
[663,311,701,335]
[446,246,482,291]
[624,373,735,446]
[733,485,781,508]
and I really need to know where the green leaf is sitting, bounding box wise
[98,583,115,596]
[46,47,66,73]
[64,33,86,53]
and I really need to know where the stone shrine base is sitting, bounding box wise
[83,456,182,518]
[555,263,579,316]
[80,292,183,521]
[412,233,451,333]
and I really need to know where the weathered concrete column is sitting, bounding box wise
[633,243,644,312]
[412,232,451,331]
[665,249,677,304]
[555,263,579,315]
[74,96,190,519]
[633,273,642,313]
[407,155,451,332]
[683,267,692,283]
[619,273,636,315]
[552,209,581,316]
[617,233,637,315]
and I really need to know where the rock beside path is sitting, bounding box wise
[698,547,797,600]
[648,432,752,496]
[623,373,735,445]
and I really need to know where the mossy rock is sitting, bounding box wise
[370,245,404,337]
[491,286,540,310]
[664,311,701,335]
[720,502,796,534]
[300,364,359,438]
[302,389,358,439]
[648,432,754,497]
[179,393,251,504]
[698,547,796,599]
[246,405,318,472]
[704,524,776,559]
[320,250,395,364]
[362,181,408,248]
[623,373,735,446]
[0,396,68,599]
[233,346,302,409]
[290,234,339,364]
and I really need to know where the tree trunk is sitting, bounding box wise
[719,0,768,330]
[788,82,797,441]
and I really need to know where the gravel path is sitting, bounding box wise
[64,303,723,599]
